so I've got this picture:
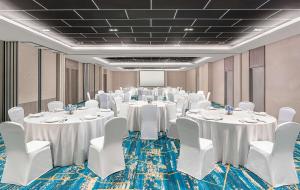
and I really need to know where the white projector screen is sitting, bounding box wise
[139,70,165,87]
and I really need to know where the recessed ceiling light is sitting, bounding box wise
[253,28,263,32]
[109,28,118,32]
[184,28,194,32]
[41,29,50,32]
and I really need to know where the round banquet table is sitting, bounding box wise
[127,101,172,132]
[186,109,277,167]
[24,108,114,166]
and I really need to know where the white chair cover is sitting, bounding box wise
[166,103,178,139]
[124,92,131,102]
[176,118,215,180]
[278,107,296,124]
[88,117,127,179]
[167,93,175,102]
[140,105,159,140]
[87,92,91,100]
[190,101,211,111]
[48,101,64,112]
[118,103,129,118]
[8,107,24,125]
[0,122,53,186]
[99,93,110,109]
[245,122,300,187]
[110,97,118,117]
[98,90,105,94]
[239,101,255,111]
[85,100,99,108]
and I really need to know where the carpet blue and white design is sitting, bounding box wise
[0,132,299,189]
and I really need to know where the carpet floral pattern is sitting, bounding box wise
[0,132,299,189]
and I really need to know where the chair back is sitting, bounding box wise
[8,107,24,125]
[239,101,255,111]
[166,103,177,121]
[272,122,300,159]
[119,103,129,118]
[0,122,27,153]
[141,105,158,124]
[124,92,131,102]
[278,107,296,124]
[194,101,211,110]
[99,93,110,109]
[87,92,91,100]
[103,118,127,148]
[48,101,64,112]
[85,100,99,108]
[98,90,105,94]
[176,118,200,149]
[167,93,175,102]
[109,97,118,117]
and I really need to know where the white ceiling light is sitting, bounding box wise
[41,29,50,32]
[109,28,118,32]
[108,62,193,66]
[184,28,194,32]
[253,28,263,32]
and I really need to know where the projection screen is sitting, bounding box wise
[139,70,165,87]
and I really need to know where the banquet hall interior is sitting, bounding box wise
[0,0,300,189]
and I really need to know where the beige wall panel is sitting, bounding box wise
[211,59,225,105]
[18,43,38,104]
[241,51,250,101]
[234,54,241,107]
[166,71,186,89]
[265,35,300,122]
[111,71,137,91]
[198,64,209,93]
[41,50,56,100]
[185,69,196,92]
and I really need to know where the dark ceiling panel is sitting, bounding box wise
[176,10,226,19]
[83,33,118,38]
[127,10,175,19]
[206,0,266,9]
[152,19,194,26]
[208,27,248,33]
[21,19,68,27]
[136,38,166,42]
[166,38,197,42]
[171,27,208,33]
[234,19,283,27]
[34,0,97,9]
[94,27,132,33]
[94,0,150,9]
[194,19,238,26]
[259,0,300,9]
[63,20,108,26]
[222,10,278,19]
[185,33,219,38]
[267,10,300,19]
[152,0,209,9]
[197,38,229,42]
[108,19,150,26]
[0,0,44,10]
[60,33,86,38]
[55,27,96,33]
[133,27,170,33]
[26,10,81,19]
[75,37,105,42]
[77,10,127,19]
[117,33,150,37]
[218,32,249,38]
[152,33,185,37]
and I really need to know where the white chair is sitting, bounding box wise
[88,118,127,179]
[87,92,91,100]
[0,122,53,186]
[176,118,215,180]
[245,122,300,187]
[85,100,99,108]
[181,98,189,117]
[278,107,296,124]
[99,93,110,109]
[239,101,255,111]
[167,93,175,102]
[140,105,159,140]
[124,92,131,102]
[114,96,123,113]
[166,103,178,139]
[176,97,185,116]
[98,90,105,94]
[118,103,129,118]
[47,101,64,112]
[8,107,24,125]
[206,92,211,101]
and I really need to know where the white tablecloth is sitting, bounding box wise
[127,101,170,132]
[187,109,277,166]
[24,108,114,166]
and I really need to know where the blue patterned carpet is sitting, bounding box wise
[0,132,299,190]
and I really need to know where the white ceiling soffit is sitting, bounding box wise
[1,15,300,65]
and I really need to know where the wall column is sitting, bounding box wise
[56,53,65,103]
